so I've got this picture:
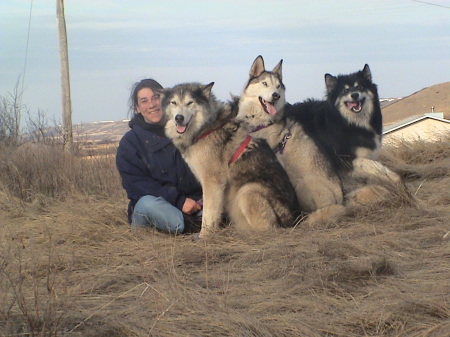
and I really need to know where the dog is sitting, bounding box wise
[286,64,402,204]
[159,82,298,238]
[236,55,346,224]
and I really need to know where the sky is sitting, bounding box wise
[1,0,449,125]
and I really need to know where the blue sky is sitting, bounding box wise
[1,0,449,124]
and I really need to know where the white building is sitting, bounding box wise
[383,112,450,144]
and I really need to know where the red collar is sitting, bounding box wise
[196,124,252,165]
[229,135,252,165]
[197,124,226,142]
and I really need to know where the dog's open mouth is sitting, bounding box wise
[345,98,365,113]
[176,122,189,134]
[259,97,277,115]
[174,114,191,134]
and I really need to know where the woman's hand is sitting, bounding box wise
[182,198,202,215]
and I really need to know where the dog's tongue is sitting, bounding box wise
[176,124,187,134]
[266,102,277,115]
[346,101,361,111]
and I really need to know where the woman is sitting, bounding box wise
[116,79,202,233]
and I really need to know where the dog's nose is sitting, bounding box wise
[351,92,359,100]
[175,114,184,124]
[272,92,280,101]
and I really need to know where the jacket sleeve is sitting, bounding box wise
[116,134,187,210]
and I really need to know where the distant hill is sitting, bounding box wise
[382,81,450,126]
[74,120,129,144]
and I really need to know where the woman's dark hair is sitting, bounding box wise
[128,78,163,118]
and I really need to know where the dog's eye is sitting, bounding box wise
[187,101,194,106]
[262,81,268,87]
[170,100,177,105]
[276,84,281,89]
[343,88,350,94]
[356,85,364,90]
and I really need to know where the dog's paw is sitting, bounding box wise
[306,204,346,225]
[191,233,201,241]
[346,185,390,207]
[386,169,402,184]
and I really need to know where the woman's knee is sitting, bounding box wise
[132,195,184,233]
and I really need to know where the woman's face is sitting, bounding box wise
[136,87,163,124]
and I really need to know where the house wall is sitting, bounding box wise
[383,119,450,144]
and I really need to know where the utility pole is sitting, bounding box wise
[56,0,73,152]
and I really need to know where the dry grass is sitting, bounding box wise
[0,142,121,203]
[0,136,449,337]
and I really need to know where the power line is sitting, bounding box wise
[411,0,450,9]
[21,0,34,98]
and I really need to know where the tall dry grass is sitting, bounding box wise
[0,136,449,337]
[0,142,122,204]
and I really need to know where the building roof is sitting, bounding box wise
[383,113,450,135]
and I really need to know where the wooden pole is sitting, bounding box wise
[56,0,73,152]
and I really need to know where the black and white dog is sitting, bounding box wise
[287,65,402,204]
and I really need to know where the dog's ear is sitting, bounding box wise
[154,87,167,99]
[201,82,215,97]
[324,74,338,94]
[272,59,283,80]
[362,64,372,81]
[250,55,265,78]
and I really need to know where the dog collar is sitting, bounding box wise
[273,130,291,155]
[229,135,252,165]
[196,123,229,142]
[197,127,220,141]
[250,122,272,133]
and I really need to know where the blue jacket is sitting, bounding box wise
[116,117,202,223]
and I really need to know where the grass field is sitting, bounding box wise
[0,135,449,337]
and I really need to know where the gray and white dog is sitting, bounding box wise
[236,55,346,224]
[160,82,298,238]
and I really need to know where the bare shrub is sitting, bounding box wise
[24,109,64,146]
[0,82,23,146]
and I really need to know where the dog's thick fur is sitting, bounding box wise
[286,64,402,205]
[160,82,298,238]
[236,56,346,224]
